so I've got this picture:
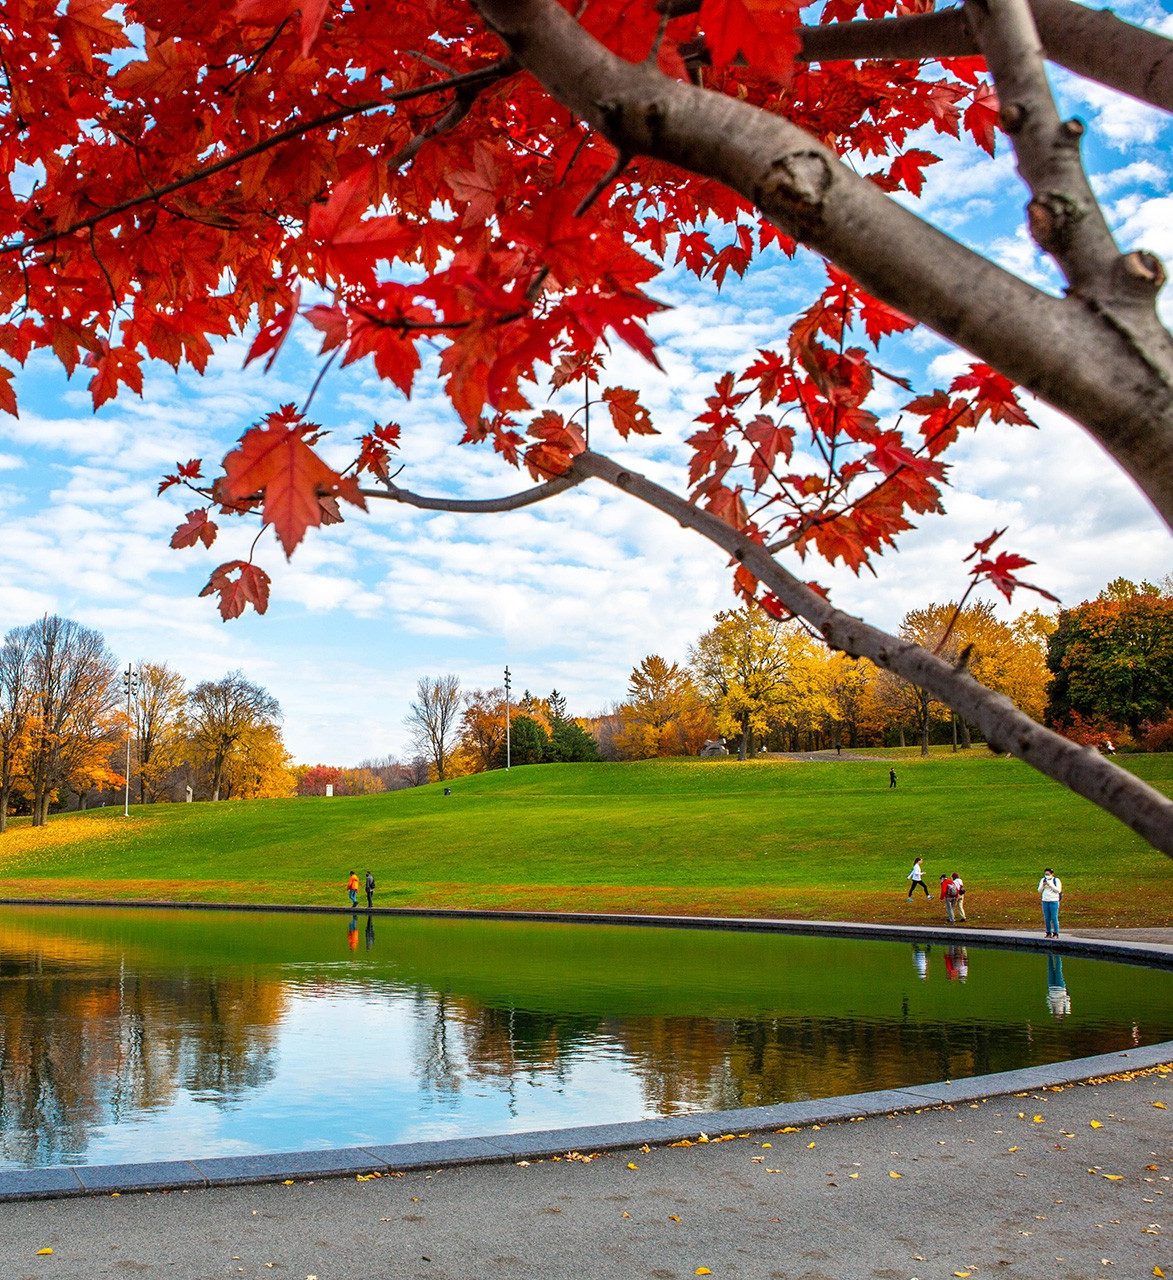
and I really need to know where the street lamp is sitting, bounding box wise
[122,663,137,817]
[503,665,511,771]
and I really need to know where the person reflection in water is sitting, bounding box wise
[943,945,968,982]
[1046,953,1071,1018]
[348,914,359,951]
[365,913,375,951]
[912,942,929,980]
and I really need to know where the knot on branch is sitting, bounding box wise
[1027,193,1083,254]
[999,102,1027,134]
[1117,249,1168,296]
[755,151,832,229]
[1059,117,1086,146]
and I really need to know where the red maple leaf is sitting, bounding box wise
[951,363,1034,425]
[84,343,143,409]
[221,406,367,556]
[157,458,203,494]
[170,508,218,550]
[199,560,272,621]
[245,287,302,372]
[602,387,656,438]
[964,83,1000,156]
[523,410,585,480]
[970,549,1059,603]
[887,149,941,198]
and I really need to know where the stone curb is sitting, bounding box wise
[0,906,1168,1201]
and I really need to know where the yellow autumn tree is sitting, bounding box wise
[614,655,715,759]
[689,609,834,758]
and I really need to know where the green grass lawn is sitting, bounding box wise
[0,753,1169,929]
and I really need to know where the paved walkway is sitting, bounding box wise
[5,1067,1169,1280]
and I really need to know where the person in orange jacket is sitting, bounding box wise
[346,870,359,908]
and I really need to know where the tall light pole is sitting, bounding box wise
[122,663,137,817]
[503,665,511,771]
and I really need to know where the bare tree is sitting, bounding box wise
[406,675,463,782]
[187,671,281,802]
[133,662,188,802]
[0,627,35,832]
[16,616,120,826]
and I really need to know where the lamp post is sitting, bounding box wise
[122,663,137,817]
[503,665,511,771]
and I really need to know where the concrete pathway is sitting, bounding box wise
[5,1067,1169,1280]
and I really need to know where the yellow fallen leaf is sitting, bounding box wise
[1153,1267,1164,1277]
[889,1171,902,1179]
[1153,1102,1167,1110]
[955,1272,972,1278]
[110,1192,120,1197]
[1103,1174,1124,1181]
[1008,1146,1020,1153]
[1090,1121,1103,1129]
[37,1248,53,1256]
[778,1126,800,1133]
[760,1142,772,1149]
[1033,1115,1045,1123]
[807,1142,817,1149]
[622,1211,631,1219]
[695,1270,711,1277]
[669,1215,682,1223]
[849,1172,860,1180]
[516,1160,530,1167]
[698,1133,709,1143]
[627,1162,639,1170]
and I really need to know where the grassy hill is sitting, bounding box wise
[0,752,1169,928]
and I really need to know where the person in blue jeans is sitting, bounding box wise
[1038,868,1063,937]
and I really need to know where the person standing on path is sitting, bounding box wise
[944,872,961,924]
[952,872,966,921]
[347,869,359,908]
[906,857,930,900]
[365,869,375,909]
[1038,867,1063,937]
[889,768,897,788]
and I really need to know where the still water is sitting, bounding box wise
[0,907,1169,1170]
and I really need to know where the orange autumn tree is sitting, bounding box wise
[2,0,1171,850]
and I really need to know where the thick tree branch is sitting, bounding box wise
[474,0,1173,533]
[797,1,1173,115]
[571,450,1173,857]
[363,470,584,512]
[964,0,1119,300]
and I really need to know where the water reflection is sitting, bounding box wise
[0,908,1167,1170]
[1047,953,1071,1019]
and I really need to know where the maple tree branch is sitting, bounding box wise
[2,61,512,257]
[796,1,1173,114]
[473,0,1173,533]
[361,470,584,512]
[571,449,1173,856]
[964,0,1119,299]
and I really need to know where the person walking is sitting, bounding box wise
[346,869,359,908]
[364,869,375,909]
[889,768,897,788]
[951,872,966,921]
[906,857,930,900]
[944,871,961,924]
[1038,867,1063,937]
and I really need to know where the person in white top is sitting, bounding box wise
[906,857,930,900]
[1038,868,1063,938]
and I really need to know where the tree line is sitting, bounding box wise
[595,578,1172,762]
[0,616,291,828]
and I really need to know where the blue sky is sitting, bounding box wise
[1,4,1170,766]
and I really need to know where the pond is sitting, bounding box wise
[0,906,1169,1170]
